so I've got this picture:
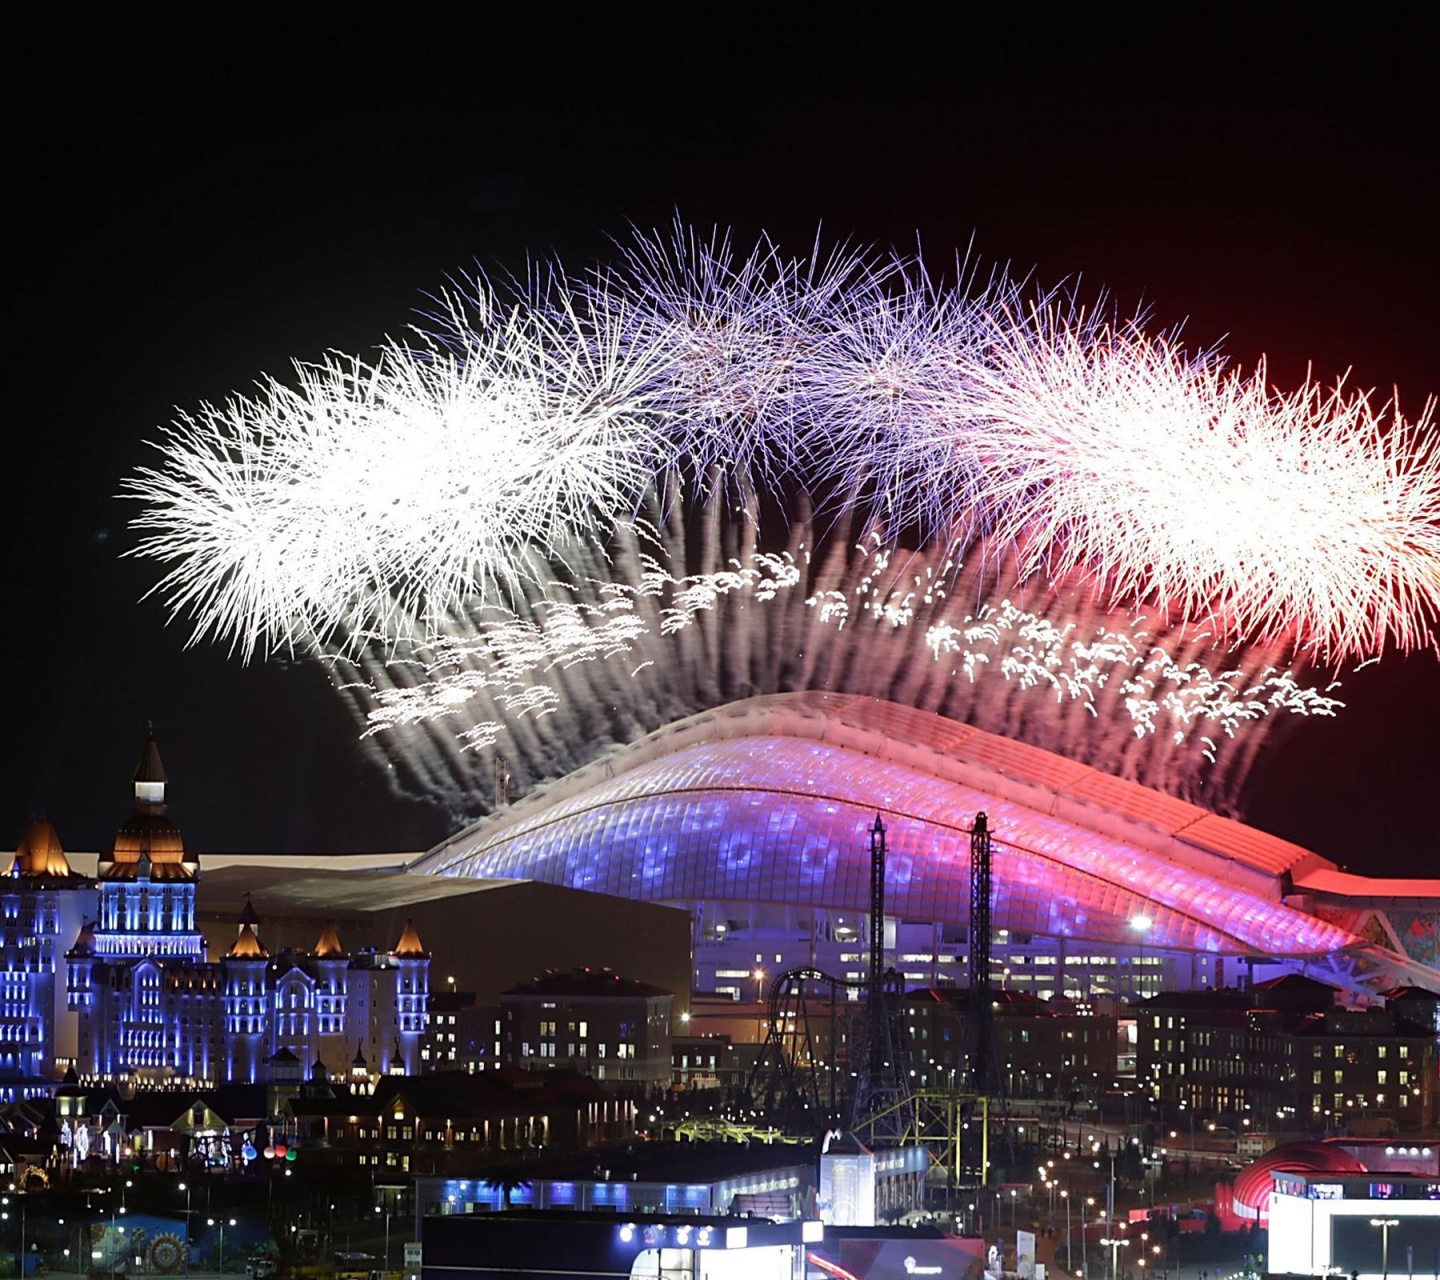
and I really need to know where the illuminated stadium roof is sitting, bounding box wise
[413,693,1440,991]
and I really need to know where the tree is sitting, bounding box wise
[482,1172,533,1210]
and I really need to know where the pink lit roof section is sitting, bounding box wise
[415,694,1377,958]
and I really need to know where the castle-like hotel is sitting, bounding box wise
[1,737,429,1095]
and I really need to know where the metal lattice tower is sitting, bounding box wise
[968,810,994,1093]
[851,814,913,1142]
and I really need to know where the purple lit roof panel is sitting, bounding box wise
[437,736,1357,957]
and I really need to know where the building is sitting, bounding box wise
[1290,1003,1438,1135]
[286,1067,636,1175]
[62,735,430,1086]
[1138,976,1438,1134]
[417,1139,817,1217]
[411,694,1440,1003]
[1264,1169,1440,1276]
[905,988,1121,1102]
[1,821,90,1096]
[422,990,502,1073]
[500,968,673,1091]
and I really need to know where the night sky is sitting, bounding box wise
[9,20,1437,877]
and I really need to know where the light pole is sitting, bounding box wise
[1371,1218,1399,1278]
[179,1183,193,1274]
[209,1217,236,1273]
[1084,1197,1097,1280]
[374,1205,391,1274]
[1101,1234,1129,1280]
[1061,1189,1072,1277]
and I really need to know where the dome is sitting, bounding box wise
[1231,1141,1368,1221]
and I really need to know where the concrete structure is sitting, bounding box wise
[1265,1169,1440,1277]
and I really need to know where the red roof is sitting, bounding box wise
[1231,1141,1367,1219]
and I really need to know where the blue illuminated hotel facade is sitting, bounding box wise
[2,736,430,1095]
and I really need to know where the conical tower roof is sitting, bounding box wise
[314,921,347,958]
[134,734,168,785]
[13,820,77,878]
[391,916,428,958]
[226,921,269,959]
[67,920,97,957]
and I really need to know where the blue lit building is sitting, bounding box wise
[59,735,432,1087]
[1,821,90,1098]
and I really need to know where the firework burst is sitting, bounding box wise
[126,223,1438,815]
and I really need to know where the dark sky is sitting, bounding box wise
[8,19,1437,876]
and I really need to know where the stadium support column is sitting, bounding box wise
[969,811,994,1093]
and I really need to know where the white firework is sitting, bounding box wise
[127,282,669,658]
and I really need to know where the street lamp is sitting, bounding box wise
[1084,1197,1097,1280]
[179,1183,193,1274]
[374,1205,391,1274]
[2,1197,29,1276]
[1370,1218,1399,1278]
[1100,1234,1129,1280]
[1060,1189,1073,1276]
[209,1217,236,1273]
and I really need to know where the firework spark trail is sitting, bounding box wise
[326,488,1342,824]
[956,312,1440,658]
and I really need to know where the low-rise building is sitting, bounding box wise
[500,969,673,1091]
[286,1065,636,1176]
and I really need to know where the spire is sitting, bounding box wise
[226,921,268,959]
[239,894,261,929]
[314,921,347,958]
[133,730,168,810]
[391,916,427,958]
[104,729,192,879]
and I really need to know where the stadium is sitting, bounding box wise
[411,692,1440,1001]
